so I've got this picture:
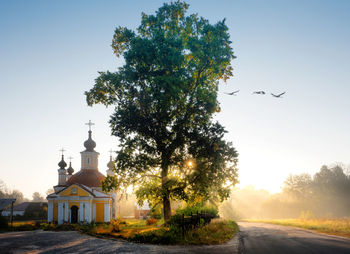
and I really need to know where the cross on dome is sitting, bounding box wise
[85,120,95,131]
[59,148,66,156]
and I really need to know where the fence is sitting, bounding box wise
[179,211,215,237]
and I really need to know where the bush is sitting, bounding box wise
[41,223,57,231]
[131,228,181,244]
[53,223,77,231]
[13,221,38,231]
[167,214,183,228]
[110,219,123,232]
[149,205,162,219]
[176,203,219,218]
[78,222,97,233]
[0,216,8,230]
[146,218,158,225]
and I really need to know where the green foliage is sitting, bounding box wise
[149,204,162,219]
[110,219,123,232]
[131,228,181,244]
[41,222,57,231]
[0,215,8,230]
[176,203,219,217]
[85,1,238,220]
[9,221,43,231]
[78,222,97,233]
[281,164,350,218]
[131,220,238,245]
[23,203,47,220]
[184,220,238,244]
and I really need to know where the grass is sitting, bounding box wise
[129,218,239,245]
[183,219,239,245]
[2,220,43,231]
[2,218,239,245]
[244,218,350,238]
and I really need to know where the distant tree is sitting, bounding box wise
[86,1,238,220]
[0,180,29,205]
[32,192,45,202]
[280,165,350,217]
[45,188,54,196]
[283,173,313,200]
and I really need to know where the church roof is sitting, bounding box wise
[66,169,105,187]
[47,183,109,198]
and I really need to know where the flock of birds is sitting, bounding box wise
[224,90,286,98]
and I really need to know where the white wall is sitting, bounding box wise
[58,202,63,224]
[85,202,91,222]
[48,202,53,222]
[104,203,110,222]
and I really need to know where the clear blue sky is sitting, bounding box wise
[0,0,349,198]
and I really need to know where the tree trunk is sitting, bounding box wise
[163,195,171,221]
[161,158,172,221]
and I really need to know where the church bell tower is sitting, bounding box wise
[80,120,100,171]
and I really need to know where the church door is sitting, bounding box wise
[71,206,79,223]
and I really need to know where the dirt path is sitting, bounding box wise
[0,230,239,254]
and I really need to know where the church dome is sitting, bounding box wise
[66,169,105,187]
[84,130,96,151]
[67,162,74,175]
[58,155,67,169]
[107,159,115,170]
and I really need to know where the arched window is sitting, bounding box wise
[87,157,90,164]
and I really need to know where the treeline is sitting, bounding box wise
[220,164,350,219]
[0,180,47,205]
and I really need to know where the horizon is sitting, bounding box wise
[1,0,349,199]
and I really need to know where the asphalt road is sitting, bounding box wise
[1,223,350,253]
[238,222,350,254]
[0,230,239,254]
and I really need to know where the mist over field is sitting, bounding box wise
[220,164,350,220]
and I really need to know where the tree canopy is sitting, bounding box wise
[86,1,238,220]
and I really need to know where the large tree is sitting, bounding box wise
[86,1,238,220]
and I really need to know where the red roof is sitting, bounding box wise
[66,169,105,187]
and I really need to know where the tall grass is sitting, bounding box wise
[245,218,350,238]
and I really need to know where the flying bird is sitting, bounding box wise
[224,90,240,95]
[271,92,286,98]
[252,91,266,95]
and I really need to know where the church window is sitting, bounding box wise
[87,158,90,164]
[72,187,77,194]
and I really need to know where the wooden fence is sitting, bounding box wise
[179,211,215,237]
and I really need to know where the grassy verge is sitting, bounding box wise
[183,219,239,245]
[129,219,239,244]
[0,221,43,232]
[244,218,350,238]
[3,218,239,245]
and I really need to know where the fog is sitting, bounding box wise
[220,164,350,219]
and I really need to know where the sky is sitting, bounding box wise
[0,0,349,199]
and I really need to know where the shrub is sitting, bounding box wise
[79,222,97,233]
[176,203,219,218]
[53,223,77,231]
[41,223,57,231]
[131,228,180,244]
[13,221,37,231]
[0,216,9,230]
[146,218,158,225]
[110,219,123,232]
[149,205,162,219]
